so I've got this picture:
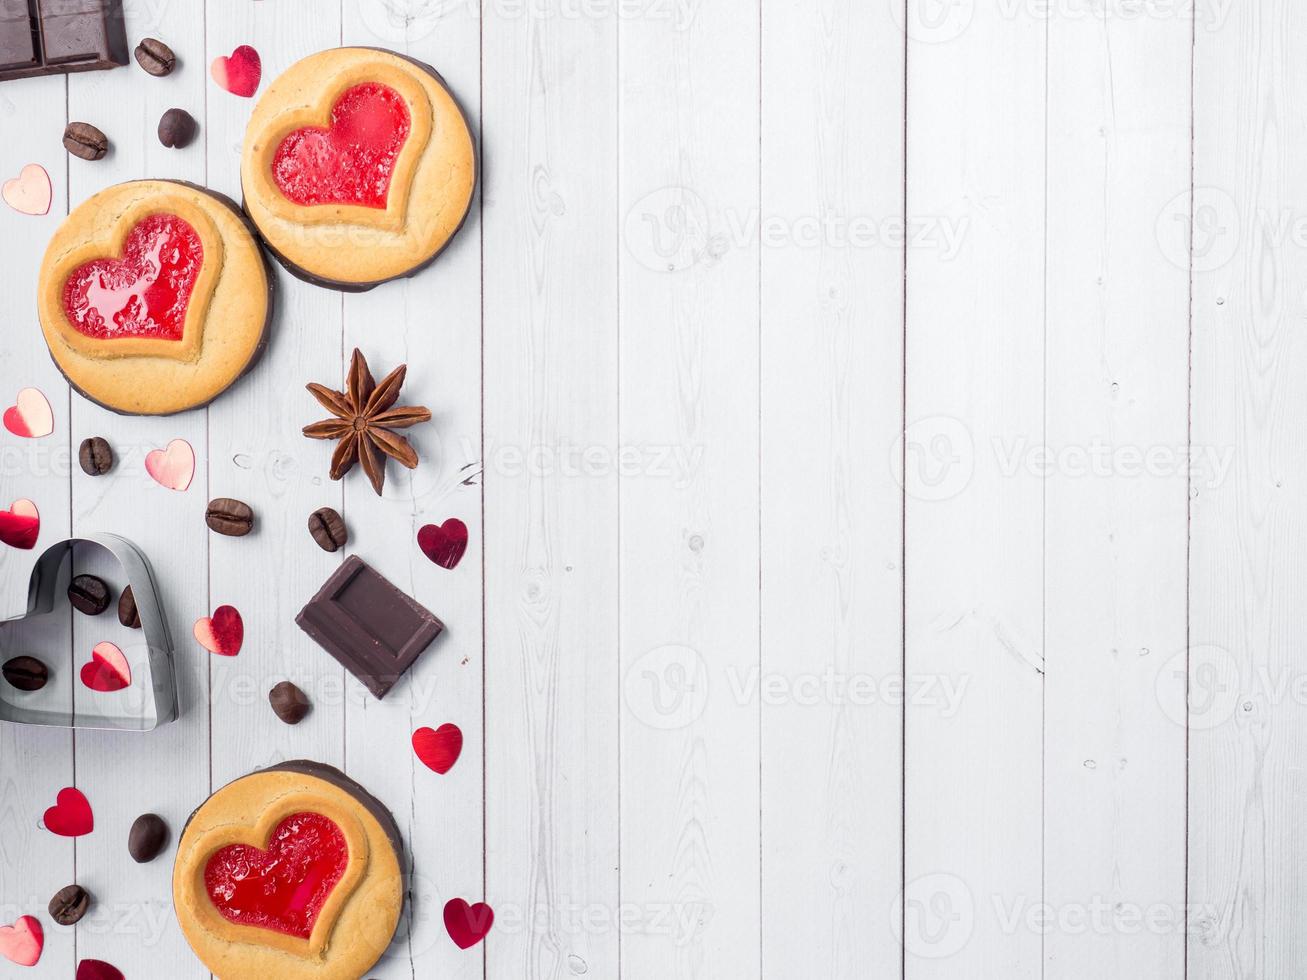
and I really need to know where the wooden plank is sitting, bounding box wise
[339,5,484,977]
[903,2,1044,976]
[1190,1,1307,975]
[66,10,208,971]
[618,5,761,979]
[0,73,75,980]
[1044,9,1191,978]
[482,2,620,977]
[204,0,343,786]
[758,0,903,976]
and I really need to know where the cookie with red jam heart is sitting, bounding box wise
[240,47,476,291]
[38,180,272,415]
[173,761,403,980]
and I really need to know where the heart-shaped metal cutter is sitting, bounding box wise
[0,534,177,731]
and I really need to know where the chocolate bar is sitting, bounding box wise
[296,556,444,699]
[0,0,128,82]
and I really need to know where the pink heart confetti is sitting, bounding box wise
[2,164,50,216]
[0,499,39,550]
[194,605,243,656]
[3,388,53,438]
[145,438,195,491]
[210,45,261,97]
[80,641,131,693]
[0,915,42,967]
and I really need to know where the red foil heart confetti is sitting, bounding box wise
[194,605,244,656]
[0,499,39,550]
[273,82,411,209]
[76,960,124,980]
[210,44,261,97]
[43,787,93,837]
[204,811,348,939]
[417,518,469,570]
[63,214,202,342]
[80,641,131,693]
[0,915,42,967]
[3,388,53,438]
[444,898,493,949]
[413,723,463,775]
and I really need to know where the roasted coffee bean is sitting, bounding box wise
[134,37,176,76]
[118,585,142,629]
[62,122,108,161]
[269,681,311,725]
[157,107,197,149]
[128,813,168,863]
[308,507,347,552]
[206,497,254,536]
[48,884,91,926]
[68,574,110,616]
[2,655,48,692]
[78,437,114,476]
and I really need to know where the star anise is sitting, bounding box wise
[303,348,432,496]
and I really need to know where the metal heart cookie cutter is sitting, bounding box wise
[0,534,178,731]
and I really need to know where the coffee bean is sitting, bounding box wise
[134,37,175,76]
[68,574,110,616]
[118,585,142,629]
[269,681,311,725]
[78,437,113,476]
[157,108,197,149]
[62,122,108,161]
[48,884,91,926]
[128,813,169,863]
[2,656,47,692]
[206,497,254,536]
[308,507,347,552]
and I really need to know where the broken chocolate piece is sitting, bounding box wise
[295,556,443,699]
[0,0,128,82]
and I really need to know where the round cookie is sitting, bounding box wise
[37,180,272,415]
[173,761,404,980]
[241,47,477,291]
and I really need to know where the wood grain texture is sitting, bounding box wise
[340,3,485,977]
[618,2,761,978]
[759,0,903,976]
[1043,7,1192,979]
[1190,1,1307,976]
[904,2,1045,976]
[482,2,620,979]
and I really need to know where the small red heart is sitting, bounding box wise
[80,641,131,693]
[76,960,124,980]
[194,605,243,656]
[413,724,463,774]
[0,499,38,550]
[0,915,42,967]
[444,898,493,949]
[3,388,53,439]
[210,44,261,97]
[418,518,468,570]
[43,787,93,837]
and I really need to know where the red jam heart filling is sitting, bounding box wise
[272,82,411,210]
[203,812,349,940]
[62,213,202,342]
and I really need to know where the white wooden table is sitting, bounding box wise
[0,0,1298,977]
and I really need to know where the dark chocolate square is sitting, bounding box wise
[0,1,39,72]
[36,0,125,67]
[296,556,444,700]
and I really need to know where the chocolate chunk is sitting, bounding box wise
[307,506,347,552]
[48,884,91,926]
[128,813,168,863]
[2,655,47,691]
[133,36,173,75]
[157,107,196,149]
[63,121,108,160]
[295,556,444,700]
[68,574,110,615]
[0,0,128,81]
[205,497,253,536]
[117,585,141,629]
[78,436,113,475]
[268,681,311,725]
